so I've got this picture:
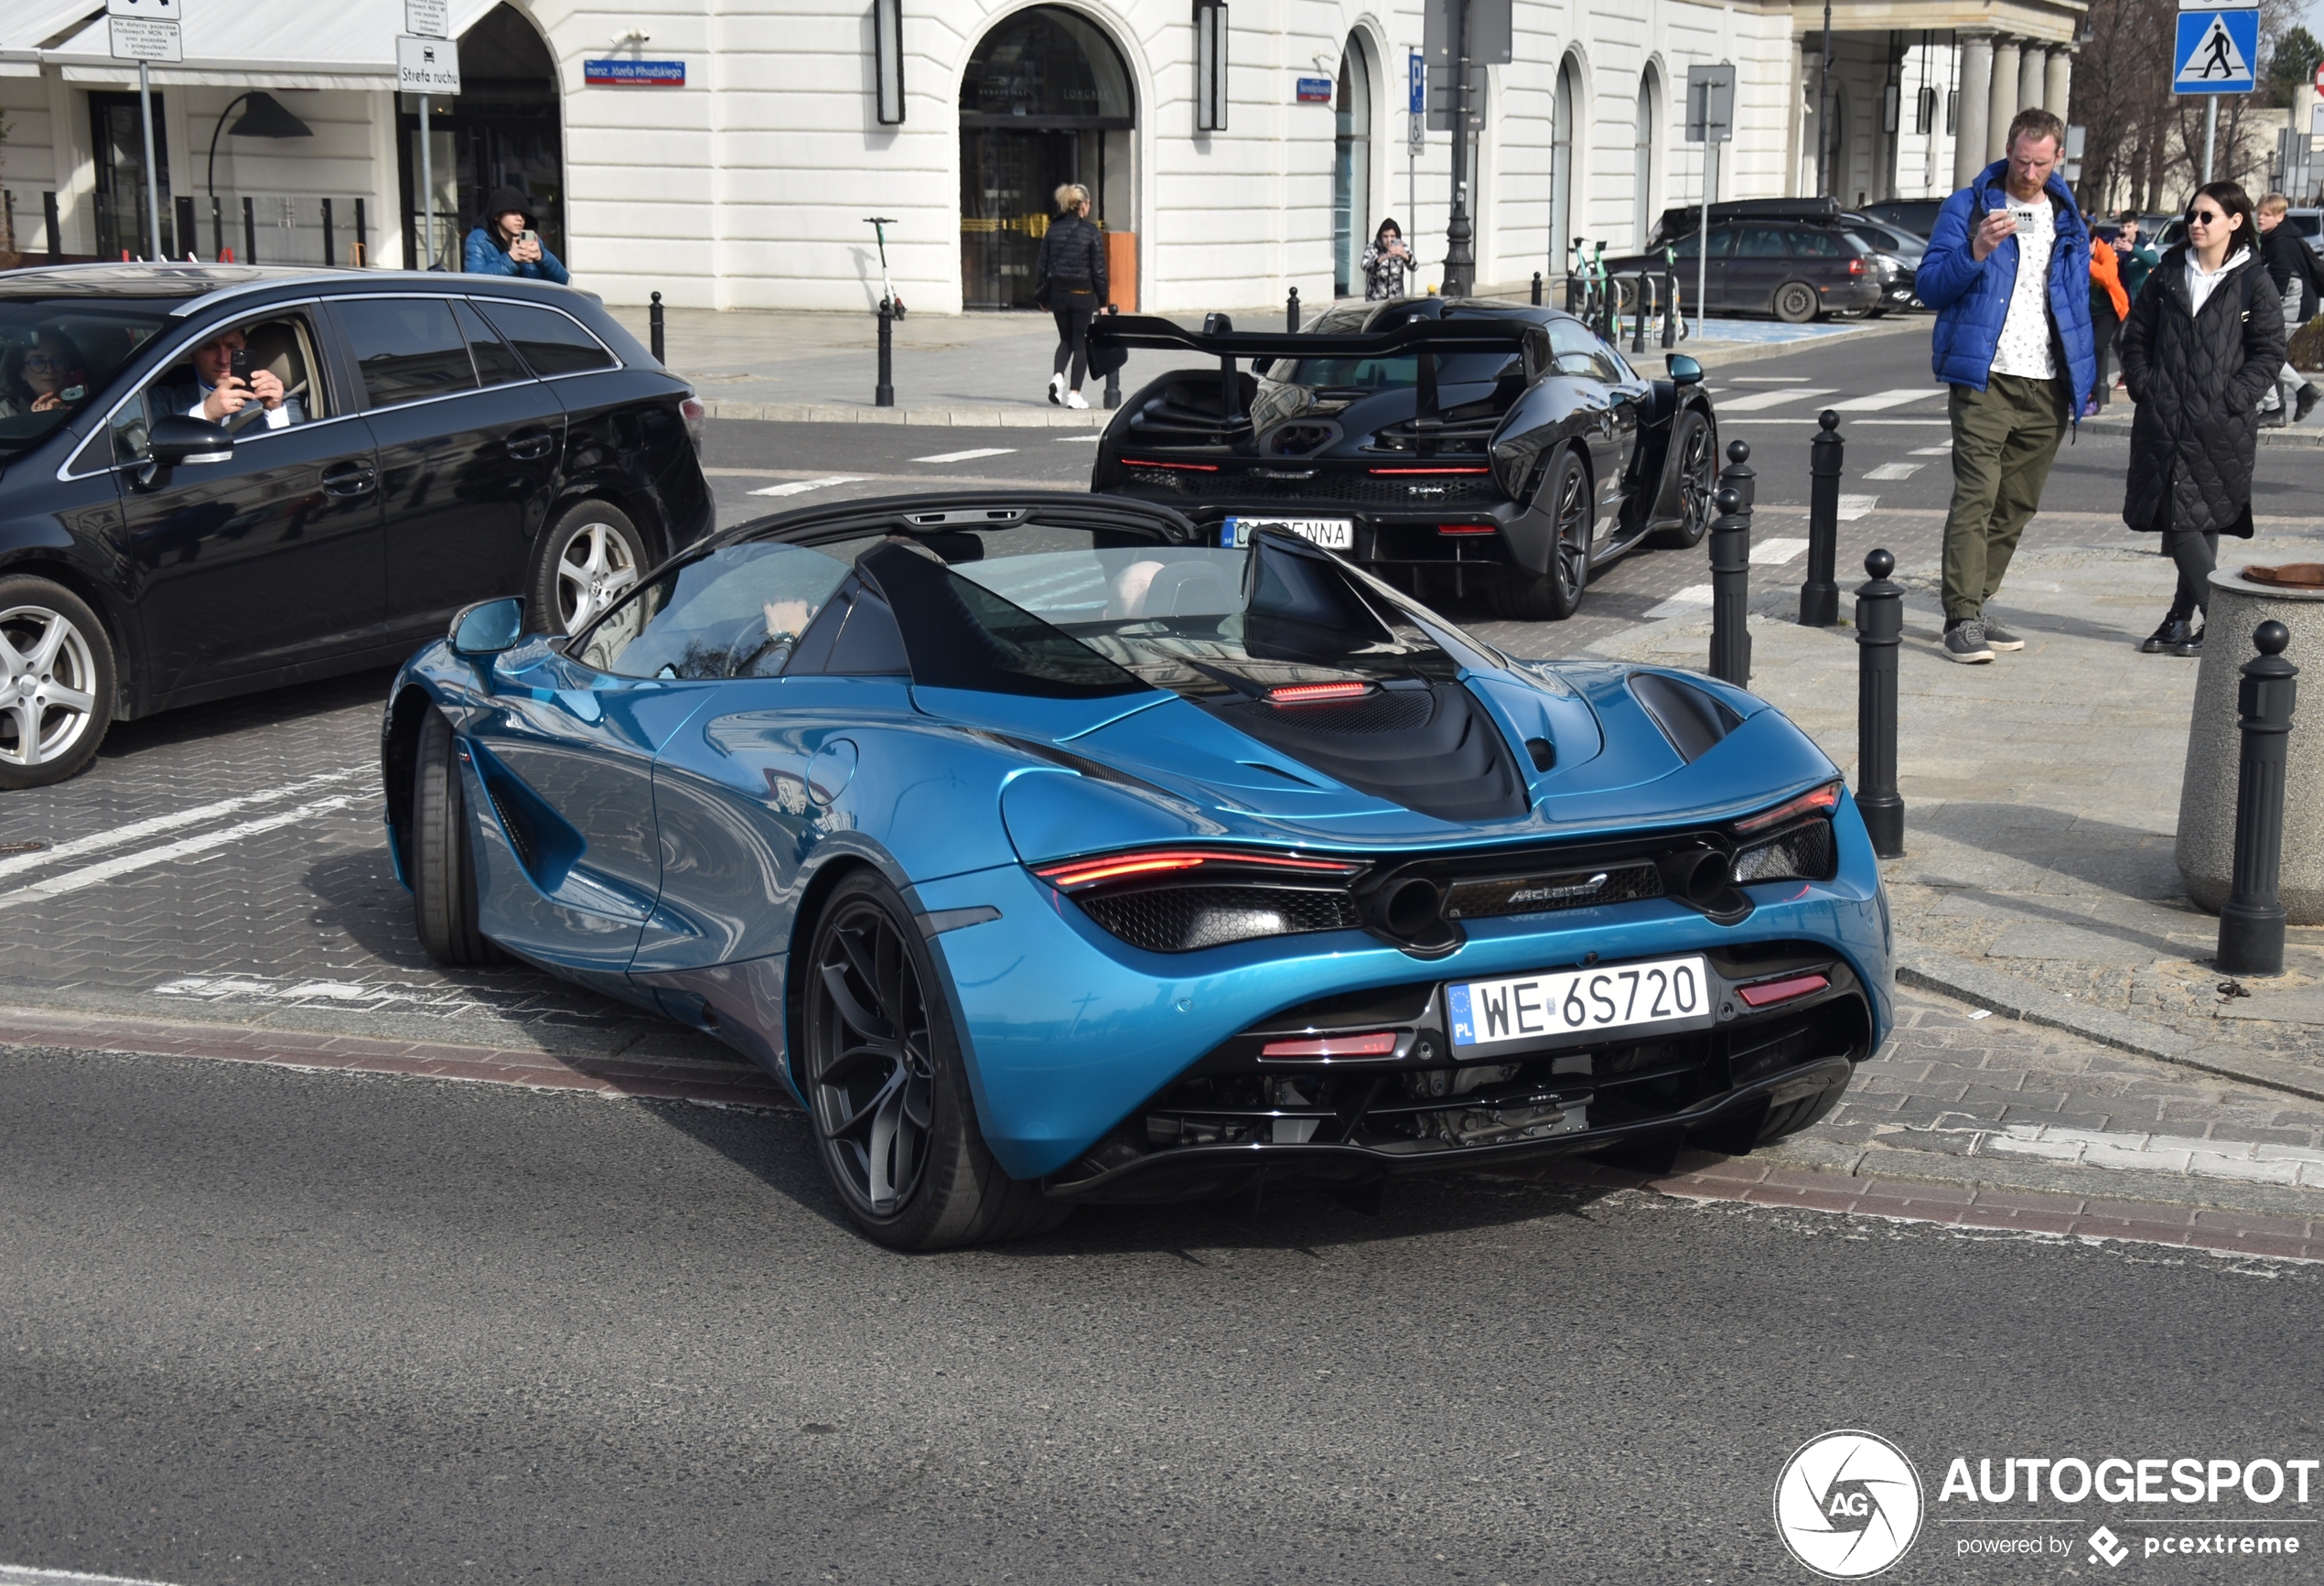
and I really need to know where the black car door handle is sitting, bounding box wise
[320,461,377,497]
[506,429,555,461]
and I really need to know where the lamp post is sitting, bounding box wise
[1815,0,1834,197]
[207,91,313,259]
[1443,0,1475,297]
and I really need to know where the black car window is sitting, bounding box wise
[1670,227,1734,262]
[338,297,478,408]
[577,542,855,680]
[0,299,170,461]
[117,310,329,457]
[1788,229,1849,258]
[1732,227,1791,258]
[1545,319,1624,382]
[452,299,530,387]
[473,300,618,377]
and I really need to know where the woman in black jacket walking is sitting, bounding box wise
[2117,181,2286,657]
[1034,183,1110,409]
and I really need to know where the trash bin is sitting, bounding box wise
[2176,564,2324,924]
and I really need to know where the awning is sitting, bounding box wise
[15,0,502,91]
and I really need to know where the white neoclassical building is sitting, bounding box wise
[0,0,2085,316]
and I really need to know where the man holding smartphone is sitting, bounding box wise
[1914,107,2096,664]
[158,328,303,432]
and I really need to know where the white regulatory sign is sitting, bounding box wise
[397,34,463,95]
[108,15,181,62]
[405,0,450,38]
[105,0,179,16]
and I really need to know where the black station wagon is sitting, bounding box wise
[0,264,712,788]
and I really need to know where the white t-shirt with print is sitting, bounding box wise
[1988,201,2057,382]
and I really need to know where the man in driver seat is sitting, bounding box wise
[156,328,304,432]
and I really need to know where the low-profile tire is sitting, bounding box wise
[410,707,496,966]
[1489,447,1591,622]
[801,870,1070,1250]
[529,499,649,636]
[1690,1077,1849,1158]
[0,576,115,792]
[1771,280,1820,324]
[1647,409,1716,550]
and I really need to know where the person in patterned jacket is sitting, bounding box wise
[1360,219,1414,301]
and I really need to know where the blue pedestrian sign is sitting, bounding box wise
[2174,6,2257,94]
[1409,50,1425,113]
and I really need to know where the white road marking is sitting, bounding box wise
[748,476,865,497]
[0,795,358,912]
[1910,444,1953,456]
[1827,386,1942,412]
[1644,583,1716,620]
[0,768,369,882]
[1715,386,1839,412]
[1836,494,1878,521]
[1753,537,1810,565]
[1895,1122,2324,1188]
[1861,461,1922,480]
[911,447,1017,464]
[1,1567,188,1586]
[1054,434,1104,442]
[1726,376,1810,383]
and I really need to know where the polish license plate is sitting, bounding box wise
[1447,955,1714,1051]
[1223,516,1354,550]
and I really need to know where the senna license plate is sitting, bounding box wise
[1223,516,1354,550]
[1447,955,1713,1051]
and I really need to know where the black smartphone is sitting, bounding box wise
[229,348,253,385]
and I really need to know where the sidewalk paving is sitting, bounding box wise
[1587,520,2324,1100]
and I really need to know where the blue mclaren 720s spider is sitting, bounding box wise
[382,491,1894,1248]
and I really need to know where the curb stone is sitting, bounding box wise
[1893,941,2324,1105]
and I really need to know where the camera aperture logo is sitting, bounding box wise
[1776,1430,1926,1579]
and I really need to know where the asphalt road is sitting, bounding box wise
[5,1043,2320,1586]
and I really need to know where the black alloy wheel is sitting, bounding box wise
[410,707,497,966]
[801,870,1068,1250]
[1650,410,1717,549]
[1772,281,1821,324]
[0,575,115,792]
[1490,446,1591,621]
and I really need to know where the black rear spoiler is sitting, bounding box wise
[1089,312,1543,426]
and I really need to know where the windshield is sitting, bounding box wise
[0,300,171,458]
[1265,351,1522,393]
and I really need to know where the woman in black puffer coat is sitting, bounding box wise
[2117,181,2286,657]
[1034,183,1111,409]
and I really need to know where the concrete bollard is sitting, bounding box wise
[1801,410,1843,626]
[2217,621,2299,976]
[875,297,895,408]
[1707,484,1752,687]
[1286,286,1300,331]
[650,290,666,365]
[1854,549,1906,859]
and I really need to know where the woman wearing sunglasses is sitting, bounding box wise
[0,329,91,418]
[2117,182,2286,657]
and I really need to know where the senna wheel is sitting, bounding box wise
[1771,280,1821,324]
[410,707,497,966]
[1648,409,1717,550]
[802,870,1069,1250]
[0,576,114,792]
[1490,446,1591,622]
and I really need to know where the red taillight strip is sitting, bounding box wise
[1736,972,1831,1009]
[1436,523,1497,535]
[1260,1030,1400,1059]
[1734,782,1843,835]
[1369,467,1491,475]
[1267,682,1372,705]
[1122,458,1221,472]
[1032,847,1363,891]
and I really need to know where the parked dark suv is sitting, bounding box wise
[1605,217,1881,322]
[0,264,712,788]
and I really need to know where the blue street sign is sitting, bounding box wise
[2173,8,2257,94]
[1409,50,1425,113]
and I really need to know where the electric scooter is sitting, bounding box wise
[865,216,905,319]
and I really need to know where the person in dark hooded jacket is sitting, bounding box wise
[463,187,570,284]
[2117,181,2286,657]
[1033,183,1111,408]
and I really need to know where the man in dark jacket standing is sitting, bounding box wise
[2254,193,2322,425]
[1916,108,2097,664]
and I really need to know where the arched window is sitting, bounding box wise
[1551,58,1581,273]
[1633,70,1660,248]
[1333,36,1374,297]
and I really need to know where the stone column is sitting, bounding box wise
[2018,44,2048,128]
[1954,30,1995,189]
[2045,45,2074,121]
[1987,35,2021,162]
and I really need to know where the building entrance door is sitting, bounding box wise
[396,3,564,271]
[90,92,175,260]
[959,6,1135,311]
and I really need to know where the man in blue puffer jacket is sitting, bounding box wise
[1916,108,2095,664]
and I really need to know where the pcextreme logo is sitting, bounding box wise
[1775,1430,1927,1579]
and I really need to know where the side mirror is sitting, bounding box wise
[1666,354,1704,385]
[147,415,234,469]
[449,597,525,656]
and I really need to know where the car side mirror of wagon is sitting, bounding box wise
[131,415,234,491]
[1665,354,1704,385]
[449,597,525,657]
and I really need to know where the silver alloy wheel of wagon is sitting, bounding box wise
[552,519,642,632]
[0,603,101,771]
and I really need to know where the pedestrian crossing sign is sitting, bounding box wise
[2173,7,2258,93]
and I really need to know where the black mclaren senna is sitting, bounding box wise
[1087,298,1719,621]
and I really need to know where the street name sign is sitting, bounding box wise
[405,0,450,39]
[2173,3,2258,94]
[397,34,462,95]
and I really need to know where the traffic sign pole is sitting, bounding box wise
[418,95,434,268]
[139,59,161,258]
[2204,95,2218,182]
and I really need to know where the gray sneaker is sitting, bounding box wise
[1981,618,2025,651]
[1943,619,1995,664]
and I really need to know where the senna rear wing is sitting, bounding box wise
[1088,312,1546,423]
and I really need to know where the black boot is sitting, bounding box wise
[2298,384,2321,424]
[2173,621,2205,659]
[2140,613,2193,653]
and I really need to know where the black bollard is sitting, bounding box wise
[1720,436,1755,512]
[1707,486,1752,687]
[650,290,666,365]
[874,297,895,408]
[1854,550,1906,859]
[1662,271,1678,349]
[1531,271,1543,306]
[1801,410,1843,626]
[1286,286,1300,331]
[2218,621,2300,976]
[1630,271,1649,355]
